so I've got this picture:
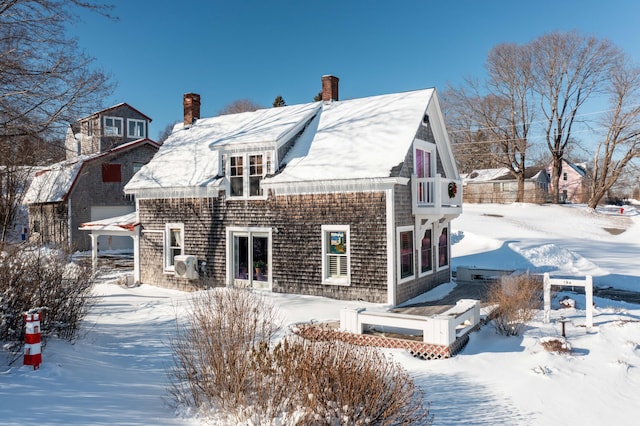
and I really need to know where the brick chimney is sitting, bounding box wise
[183,93,201,126]
[321,75,339,102]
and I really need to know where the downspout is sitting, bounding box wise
[385,187,396,305]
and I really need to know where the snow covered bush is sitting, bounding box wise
[0,244,94,354]
[169,288,433,425]
[487,273,542,336]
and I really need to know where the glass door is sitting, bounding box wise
[232,231,270,289]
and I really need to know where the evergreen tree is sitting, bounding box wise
[272,96,286,107]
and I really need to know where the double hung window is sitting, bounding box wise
[322,225,350,285]
[165,223,184,271]
[104,117,123,136]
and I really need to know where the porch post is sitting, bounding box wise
[89,233,98,273]
[133,226,141,284]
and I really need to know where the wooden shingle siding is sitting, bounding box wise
[138,191,390,302]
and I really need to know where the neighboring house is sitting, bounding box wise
[64,103,152,160]
[25,104,160,251]
[124,76,462,305]
[546,159,588,203]
[463,167,549,203]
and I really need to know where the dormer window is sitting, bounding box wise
[227,152,268,199]
[127,119,146,139]
[104,116,123,136]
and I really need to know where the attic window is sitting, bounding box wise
[102,163,121,182]
[127,119,146,139]
[104,116,123,136]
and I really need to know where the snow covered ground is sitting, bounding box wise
[1,203,639,425]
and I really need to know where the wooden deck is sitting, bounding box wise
[393,281,493,316]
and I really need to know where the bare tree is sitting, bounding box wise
[588,58,640,208]
[0,0,114,245]
[156,122,176,144]
[443,42,535,201]
[531,31,621,203]
[218,99,262,115]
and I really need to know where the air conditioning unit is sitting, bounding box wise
[174,255,199,279]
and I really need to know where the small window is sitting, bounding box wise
[563,172,568,181]
[249,154,263,196]
[87,120,93,136]
[420,229,432,274]
[165,223,184,271]
[230,156,244,197]
[133,162,144,174]
[438,227,449,268]
[127,119,146,139]
[322,225,350,285]
[102,163,121,182]
[399,228,414,280]
[104,117,123,136]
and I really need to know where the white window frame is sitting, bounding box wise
[127,118,146,139]
[226,152,268,200]
[321,225,350,286]
[104,116,123,136]
[437,224,449,271]
[418,226,434,277]
[164,223,184,272]
[397,226,415,284]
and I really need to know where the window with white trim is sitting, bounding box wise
[321,225,350,285]
[230,156,244,197]
[227,153,268,199]
[104,116,123,136]
[165,223,184,271]
[127,119,146,138]
[438,226,449,268]
[249,154,263,196]
[420,228,433,274]
[398,226,415,282]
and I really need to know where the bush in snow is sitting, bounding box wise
[487,273,542,336]
[168,288,282,417]
[169,288,432,425]
[0,244,94,355]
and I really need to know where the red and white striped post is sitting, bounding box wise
[24,311,42,369]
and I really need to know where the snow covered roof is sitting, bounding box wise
[266,89,434,185]
[79,211,139,232]
[126,88,438,198]
[25,138,159,204]
[464,168,511,183]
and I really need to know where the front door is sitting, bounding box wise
[229,228,271,290]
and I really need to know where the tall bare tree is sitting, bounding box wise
[588,58,640,208]
[0,0,114,245]
[444,43,535,201]
[531,31,621,203]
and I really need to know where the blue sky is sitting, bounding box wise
[68,0,640,140]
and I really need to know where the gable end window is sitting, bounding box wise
[102,163,121,182]
[321,225,350,285]
[104,116,123,136]
[164,223,184,271]
[127,119,146,138]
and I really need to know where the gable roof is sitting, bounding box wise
[25,138,159,204]
[78,103,152,123]
[126,88,443,198]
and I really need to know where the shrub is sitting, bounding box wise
[169,288,433,425]
[540,337,571,354]
[487,273,542,336]
[0,244,94,357]
[168,288,282,415]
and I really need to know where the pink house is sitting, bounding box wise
[547,159,588,203]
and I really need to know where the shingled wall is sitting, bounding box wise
[138,190,390,302]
